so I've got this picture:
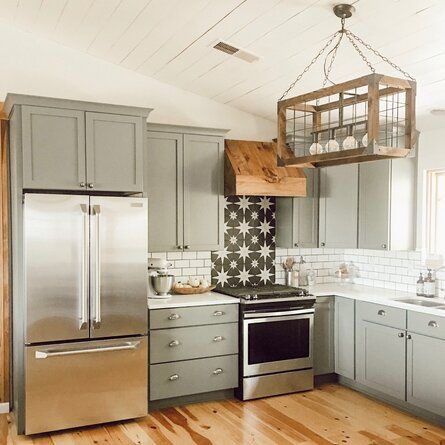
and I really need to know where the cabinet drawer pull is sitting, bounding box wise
[213,368,223,375]
[428,321,439,328]
[213,311,225,317]
[213,336,224,342]
[168,374,179,381]
[79,182,86,188]
[398,332,404,338]
[378,310,386,316]
[168,340,180,347]
[168,314,180,320]
[88,183,94,189]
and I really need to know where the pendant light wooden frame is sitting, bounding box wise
[277,73,416,168]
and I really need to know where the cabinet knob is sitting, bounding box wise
[407,334,412,340]
[377,309,386,316]
[184,245,190,250]
[79,182,86,188]
[428,321,439,328]
[168,340,180,347]
[320,242,325,247]
[294,243,299,247]
[382,243,387,249]
[398,332,404,338]
[168,313,180,321]
[213,368,223,375]
[177,245,183,250]
[88,183,94,189]
[213,311,225,317]
[213,335,224,342]
[168,374,179,381]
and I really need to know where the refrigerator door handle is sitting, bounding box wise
[79,204,89,330]
[35,341,141,359]
[93,205,101,329]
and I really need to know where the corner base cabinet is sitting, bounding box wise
[145,125,225,252]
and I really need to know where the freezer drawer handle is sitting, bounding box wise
[213,368,223,375]
[93,205,101,329]
[168,314,180,320]
[168,374,179,381]
[213,311,225,317]
[35,341,140,359]
[168,340,180,347]
[79,204,89,330]
[213,336,224,342]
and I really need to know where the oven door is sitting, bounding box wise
[243,310,313,377]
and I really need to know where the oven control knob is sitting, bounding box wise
[252,294,258,300]
[244,294,251,300]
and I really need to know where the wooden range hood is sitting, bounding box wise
[224,139,306,197]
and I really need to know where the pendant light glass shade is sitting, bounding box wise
[343,125,358,149]
[309,133,323,154]
[325,129,340,152]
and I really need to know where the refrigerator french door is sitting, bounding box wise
[23,194,148,434]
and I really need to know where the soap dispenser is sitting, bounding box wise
[424,269,436,298]
[416,273,424,297]
[298,256,308,287]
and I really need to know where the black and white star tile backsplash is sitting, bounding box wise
[211,196,276,287]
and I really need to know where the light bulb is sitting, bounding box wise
[309,133,323,155]
[343,126,358,150]
[362,133,368,147]
[325,129,339,152]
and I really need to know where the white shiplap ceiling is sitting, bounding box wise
[1,0,444,121]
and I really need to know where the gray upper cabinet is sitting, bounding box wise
[183,134,224,251]
[319,164,358,248]
[21,106,86,190]
[6,94,151,193]
[359,157,416,250]
[85,112,143,192]
[145,132,183,252]
[334,296,355,379]
[314,296,335,376]
[145,126,225,252]
[356,320,406,400]
[276,169,319,248]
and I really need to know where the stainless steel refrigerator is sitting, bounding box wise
[20,194,148,434]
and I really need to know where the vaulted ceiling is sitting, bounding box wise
[1,0,444,121]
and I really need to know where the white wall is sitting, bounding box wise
[0,22,275,141]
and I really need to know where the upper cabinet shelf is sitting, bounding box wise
[5,94,152,193]
[277,74,416,168]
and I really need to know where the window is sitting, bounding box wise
[425,169,445,256]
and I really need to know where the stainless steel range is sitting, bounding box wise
[215,284,315,400]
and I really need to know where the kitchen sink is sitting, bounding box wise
[396,298,445,308]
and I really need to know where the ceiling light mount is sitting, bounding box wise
[333,4,356,19]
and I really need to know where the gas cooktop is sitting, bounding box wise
[214,283,313,302]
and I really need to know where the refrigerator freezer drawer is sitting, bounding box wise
[25,336,147,434]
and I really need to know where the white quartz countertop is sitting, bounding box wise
[148,291,239,309]
[309,283,445,316]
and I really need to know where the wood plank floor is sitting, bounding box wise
[1,384,445,445]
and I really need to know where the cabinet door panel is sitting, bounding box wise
[183,134,223,251]
[359,160,390,250]
[314,297,334,376]
[86,112,143,192]
[407,333,445,416]
[334,296,355,379]
[21,106,86,190]
[356,321,405,400]
[319,165,358,248]
[145,132,183,252]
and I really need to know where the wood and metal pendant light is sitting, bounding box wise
[277,4,417,168]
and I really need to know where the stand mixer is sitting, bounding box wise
[148,258,175,299]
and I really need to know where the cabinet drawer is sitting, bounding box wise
[356,301,406,329]
[150,354,238,401]
[150,323,238,364]
[408,311,445,340]
[150,304,238,329]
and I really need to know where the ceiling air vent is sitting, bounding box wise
[212,40,259,63]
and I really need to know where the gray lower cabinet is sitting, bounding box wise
[358,157,416,250]
[13,97,149,192]
[85,112,143,192]
[355,320,406,400]
[276,169,319,248]
[406,332,445,416]
[314,297,334,376]
[334,296,355,379]
[319,164,358,248]
[149,303,239,402]
[21,106,86,190]
[145,127,224,252]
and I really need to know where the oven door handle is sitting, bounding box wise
[243,309,314,319]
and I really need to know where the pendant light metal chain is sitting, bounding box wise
[279,31,340,101]
[323,32,344,87]
[344,30,376,73]
[345,29,416,81]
